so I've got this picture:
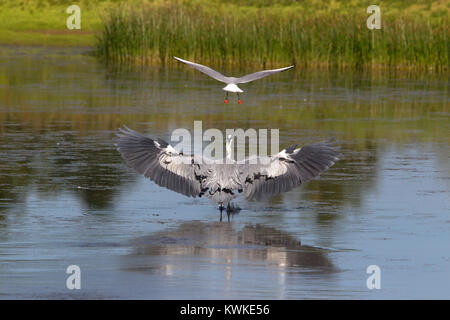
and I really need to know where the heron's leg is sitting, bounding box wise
[237,93,242,104]
[226,203,231,222]
[219,205,223,222]
[224,92,229,104]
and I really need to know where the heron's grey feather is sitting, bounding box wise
[241,140,341,200]
[116,127,340,206]
[116,126,202,197]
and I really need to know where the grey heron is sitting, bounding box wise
[116,127,341,219]
[174,57,294,104]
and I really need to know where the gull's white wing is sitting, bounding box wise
[235,65,294,84]
[174,57,230,83]
[239,139,340,200]
[116,126,208,198]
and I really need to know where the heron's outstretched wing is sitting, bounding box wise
[240,139,341,200]
[174,57,230,83]
[116,126,206,198]
[235,65,294,84]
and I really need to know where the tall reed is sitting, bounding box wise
[95,1,448,70]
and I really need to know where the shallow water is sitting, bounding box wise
[0,46,449,299]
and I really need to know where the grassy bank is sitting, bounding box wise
[0,0,108,46]
[96,0,449,69]
[1,0,448,69]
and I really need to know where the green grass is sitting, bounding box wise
[95,0,449,69]
[0,0,448,69]
[0,0,108,46]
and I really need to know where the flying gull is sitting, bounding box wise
[174,57,294,104]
